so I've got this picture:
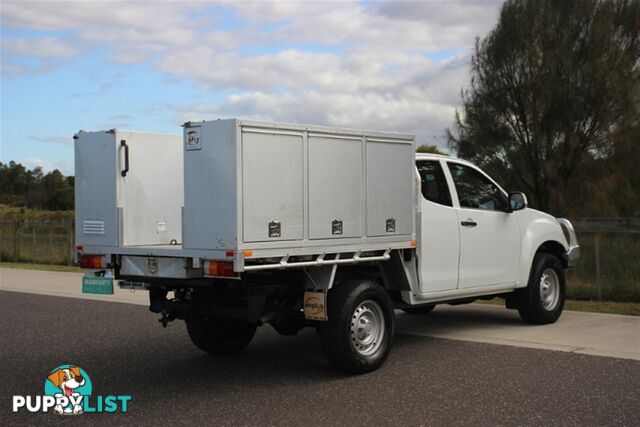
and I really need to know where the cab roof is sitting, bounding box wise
[415,152,474,167]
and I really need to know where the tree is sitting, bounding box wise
[45,188,74,211]
[447,0,640,215]
[416,144,446,154]
[25,166,44,208]
[0,162,75,210]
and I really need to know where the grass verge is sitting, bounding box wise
[0,262,81,273]
[0,206,74,219]
[477,298,640,316]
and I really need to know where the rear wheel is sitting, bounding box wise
[518,253,565,324]
[318,279,395,374]
[401,305,435,315]
[186,316,257,354]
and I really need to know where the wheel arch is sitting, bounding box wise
[537,241,569,268]
[330,250,412,292]
[516,239,568,288]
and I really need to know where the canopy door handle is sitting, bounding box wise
[120,139,129,177]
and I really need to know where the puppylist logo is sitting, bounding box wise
[12,365,131,415]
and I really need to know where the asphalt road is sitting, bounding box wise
[2,291,639,426]
[3,267,639,360]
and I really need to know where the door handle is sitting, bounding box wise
[461,219,477,227]
[120,139,129,177]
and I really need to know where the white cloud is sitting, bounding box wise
[54,160,74,176]
[22,157,53,172]
[1,1,206,61]
[3,36,79,59]
[21,157,73,175]
[2,0,504,148]
[225,0,501,51]
[175,84,459,146]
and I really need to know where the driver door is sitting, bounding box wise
[446,162,520,289]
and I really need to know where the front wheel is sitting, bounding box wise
[518,253,565,324]
[317,279,395,374]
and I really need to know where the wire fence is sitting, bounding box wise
[0,217,638,302]
[567,218,640,302]
[0,219,75,266]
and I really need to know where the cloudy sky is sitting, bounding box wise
[1,0,503,175]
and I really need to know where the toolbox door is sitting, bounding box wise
[308,134,363,239]
[117,131,183,246]
[366,139,414,237]
[241,130,304,242]
[74,132,119,247]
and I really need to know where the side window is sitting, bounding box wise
[416,160,452,207]
[447,162,507,211]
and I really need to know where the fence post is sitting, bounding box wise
[32,228,37,264]
[49,229,54,265]
[13,221,20,262]
[67,223,74,266]
[594,233,602,301]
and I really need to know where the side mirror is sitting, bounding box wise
[508,192,528,212]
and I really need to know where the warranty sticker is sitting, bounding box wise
[303,291,328,321]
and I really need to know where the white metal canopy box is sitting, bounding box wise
[74,130,183,248]
[183,119,416,255]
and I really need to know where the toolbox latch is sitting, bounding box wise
[268,220,281,238]
[332,219,343,235]
[386,217,396,233]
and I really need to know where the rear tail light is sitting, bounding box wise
[204,261,237,278]
[79,254,106,269]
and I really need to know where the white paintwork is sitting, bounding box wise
[456,208,520,288]
[514,209,568,287]
[416,197,460,293]
[410,153,572,304]
[442,159,521,289]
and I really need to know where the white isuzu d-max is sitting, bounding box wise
[75,119,580,374]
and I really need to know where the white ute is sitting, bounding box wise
[75,119,580,374]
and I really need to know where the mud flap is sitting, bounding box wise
[303,291,328,321]
[506,287,530,309]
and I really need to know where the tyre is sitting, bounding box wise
[518,253,565,324]
[186,316,257,354]
[317,279,395,374]
[401,304,435,315]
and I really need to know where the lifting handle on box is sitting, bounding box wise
[120,139,129,177]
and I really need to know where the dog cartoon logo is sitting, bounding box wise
[44,365,92,415]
